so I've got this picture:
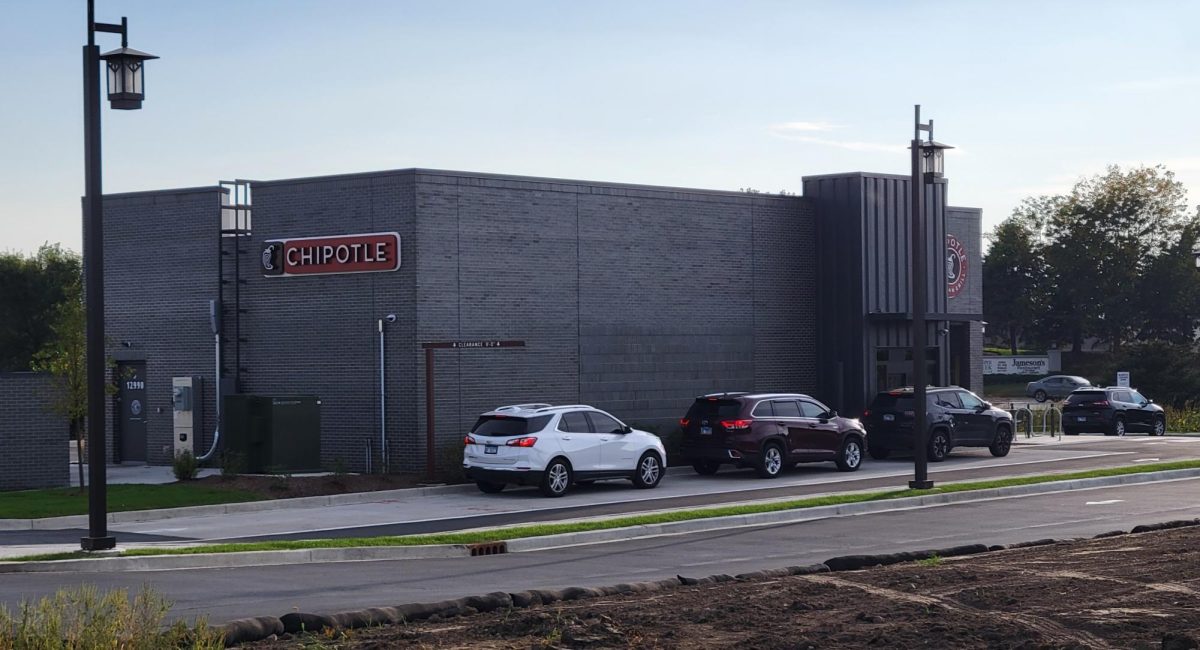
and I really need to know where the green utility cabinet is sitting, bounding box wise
[223,395,321,473]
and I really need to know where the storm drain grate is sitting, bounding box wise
[468,541,508,557]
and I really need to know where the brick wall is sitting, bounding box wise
[101,187,223,465]
[0,373,69,490]
[101,169,817,472]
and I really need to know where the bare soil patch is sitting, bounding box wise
[249,526,1200,649]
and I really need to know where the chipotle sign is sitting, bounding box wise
[261,232,401,277]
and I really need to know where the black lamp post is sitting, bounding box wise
[81,0,156,552]
[908,105,952,491]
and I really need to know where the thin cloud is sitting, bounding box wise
[769,121,840,133]
[1109,77,1200,93]
[772,133,907,154]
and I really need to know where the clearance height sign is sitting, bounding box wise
[261,232,401,277]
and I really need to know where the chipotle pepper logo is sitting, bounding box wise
[946,233,967,298]
[260,232,401,277]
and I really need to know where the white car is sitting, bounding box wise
[463,403,668,497]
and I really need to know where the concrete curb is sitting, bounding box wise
[219,519,1200,646]
[0,482,479,532]
[3,467,1198,574]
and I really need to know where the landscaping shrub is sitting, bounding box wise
[171,450,199,481]
[0,584,223,650]
[1165,403,1200,434]
[219,450,245,478]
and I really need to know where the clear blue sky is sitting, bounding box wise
[2,0,1197,254]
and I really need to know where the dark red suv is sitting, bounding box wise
[678,392,867,478]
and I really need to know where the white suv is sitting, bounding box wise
[463,403,668,497]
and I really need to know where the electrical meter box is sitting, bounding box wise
[172,376,203,457]
[223,395,321,473]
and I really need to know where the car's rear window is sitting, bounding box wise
[470,414,552,436]
[1065,391,1107,405]
[870,393,914,412]
[686,399,742,420]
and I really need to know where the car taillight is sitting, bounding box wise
[506,437,537,448]
[464,435,477,446]
[1092,400,1109,407]
[680,418,690,428]
[720,419,753,430]
[862,409,871,418]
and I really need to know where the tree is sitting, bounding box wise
[1134,208,1200,343]
[1013,166,1191,351]
[0,245,82,371]
[31,287,87,489]
[982,216,1045,353]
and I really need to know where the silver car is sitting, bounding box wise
[1025,375,1092,402]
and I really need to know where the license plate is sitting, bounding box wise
[700,426,712,435]
[883,414,895,422]
[1076,417,1085,422]
[485,445,498,454]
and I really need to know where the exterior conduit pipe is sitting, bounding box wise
[378,315,394,473]
[197,301,221,462]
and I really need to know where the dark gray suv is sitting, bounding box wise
[1061,387,1166,437]
[863,386,1015,462]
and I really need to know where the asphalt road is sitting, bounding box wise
[2,477,1197,625]
[3,435,1197,548]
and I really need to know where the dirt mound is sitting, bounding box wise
[250,526,1200,649]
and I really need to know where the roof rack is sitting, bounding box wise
[493,403,553,412]
[698,392,749,399]
[534,404,594,412]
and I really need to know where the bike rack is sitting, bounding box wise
[1015,407,1034,438]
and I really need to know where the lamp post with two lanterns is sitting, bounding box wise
[81,0,157,551]
[908,105,952,491]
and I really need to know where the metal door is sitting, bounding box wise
[116,361,148,462]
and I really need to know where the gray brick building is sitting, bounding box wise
[0,373,70,490]
[97,168,982,472]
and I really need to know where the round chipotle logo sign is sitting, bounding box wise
[946,234,967,298]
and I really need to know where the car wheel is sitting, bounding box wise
[692,461,721,476]
[927,430,950,463]
[475,480,505,494]
[1153,416,1166,436]
[989,425,1013,457]
[755,443,785,479]
[633,452,664,489]
[1108,417,1126,437]
[539,458,572,497]
[1034,390,1047,403]
[835,437,864,472]
[867,445,890,460]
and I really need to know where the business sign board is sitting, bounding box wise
[261,232,401,277]
[1116,371,1130,388]
[946,233,968,299]
[983,356,1049,376]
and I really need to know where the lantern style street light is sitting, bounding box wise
[81,0,157,552]
[908,105,952,491]
[1193,244,1200,270]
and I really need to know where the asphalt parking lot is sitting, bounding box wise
[53,433,1200,544]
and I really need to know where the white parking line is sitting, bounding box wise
[1133,458,1161,463]
[1085,499,1124,505]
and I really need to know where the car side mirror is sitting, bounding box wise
[826,410,838,419]
[976,403,988,412]
[622,425,633,434]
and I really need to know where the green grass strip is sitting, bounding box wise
[0,483,265,520]
[7,459,1200,564]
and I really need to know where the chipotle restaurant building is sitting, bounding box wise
[99,167,982,471]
